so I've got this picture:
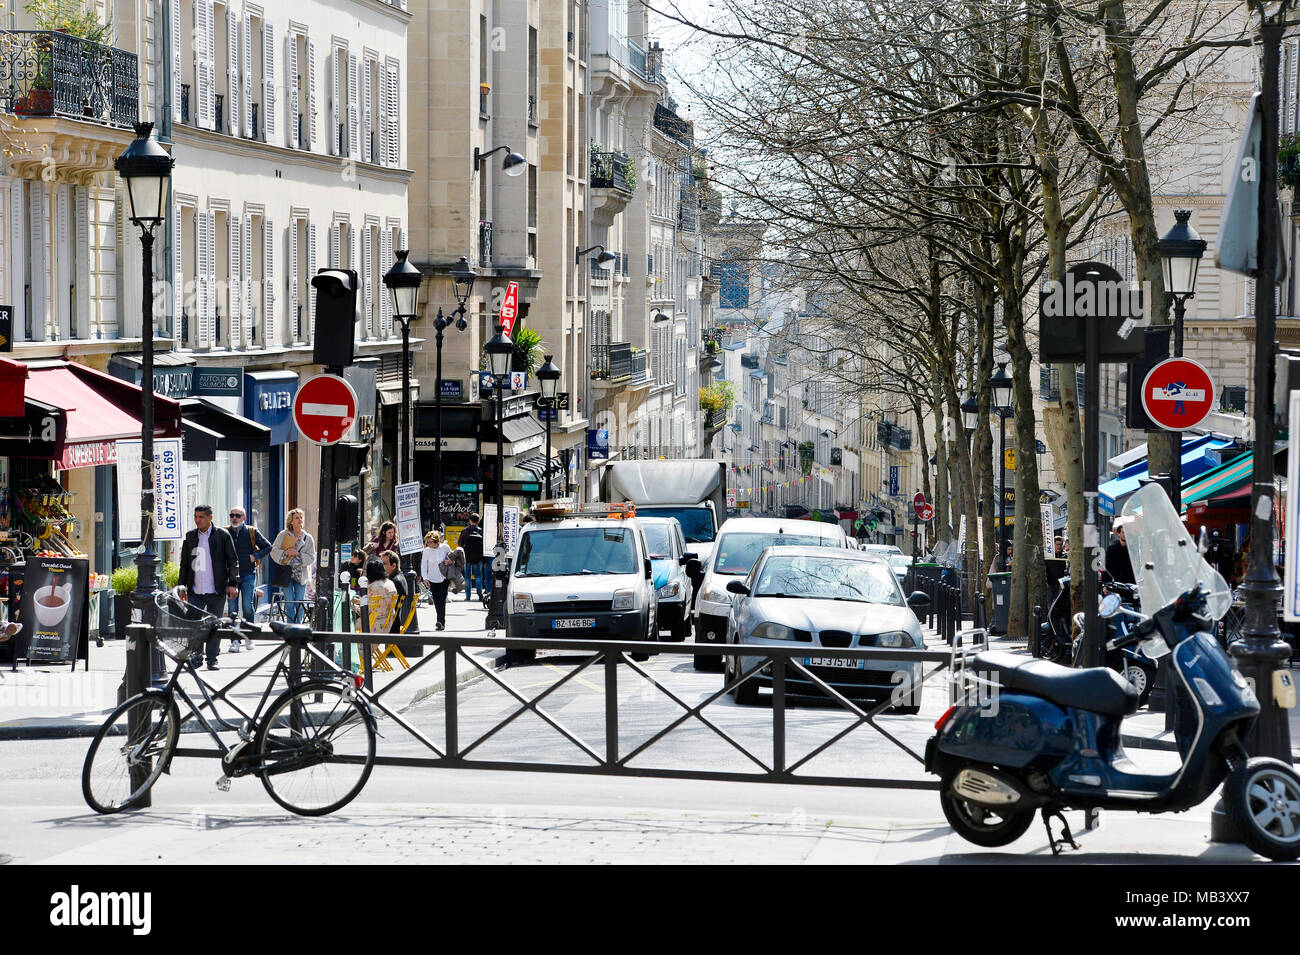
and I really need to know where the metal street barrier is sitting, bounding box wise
[165,628,988,792]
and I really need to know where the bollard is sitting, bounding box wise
[124,622,154,809]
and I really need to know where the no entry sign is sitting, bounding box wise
[293,374,358,445]
[1140,357,1216,431]
[913,492,933,522]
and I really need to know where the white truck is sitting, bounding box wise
[596,460,727,567]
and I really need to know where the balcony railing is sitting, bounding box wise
[214,92,223,133]
[478,220,492,268]
[627,39,648,80]
[740,353,759,369]
[877,422,912,451]
[591,149,634,193]
[0,30,138,127]
[181,82,190,124]
[591,342,649,382]
[528,93,538,124]
[1039,365,1086,403]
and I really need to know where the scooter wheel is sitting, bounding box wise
[1123,663,1153,708]
[1224,757,1300,861]
[939,770,1036,847]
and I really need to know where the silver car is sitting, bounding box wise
[722,546,931,711]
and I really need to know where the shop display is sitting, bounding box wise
[13,476,85,558]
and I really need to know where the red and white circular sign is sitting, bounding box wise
[293,374,358,446]
[917,502,934,522]
[912,491,928,516]
[1141,357,1216,432]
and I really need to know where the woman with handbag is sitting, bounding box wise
[366,521,398,558]
[271,508,316,624]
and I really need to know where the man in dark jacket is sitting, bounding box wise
[226,506,272,650]
[179,504,240,669]
[1105,521,1136,585]
[383,550,410,634]
[460,514,486,601]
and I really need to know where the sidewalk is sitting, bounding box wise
[923,620,1300,757]
[0,592,504,741]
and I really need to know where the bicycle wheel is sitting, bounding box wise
[254,680,375,816]
[82,690,180,814]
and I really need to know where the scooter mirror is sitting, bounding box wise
[1198,525,1209,557]
[1098,593,1122,618]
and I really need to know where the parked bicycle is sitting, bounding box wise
[81,589,377,817]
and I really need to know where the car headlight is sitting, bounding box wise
[875,630,916,648]
[656,581,681,599]
[700,582,733,604]
[751,622,796,641]
[512,593,534,613]
[612,589,636,611]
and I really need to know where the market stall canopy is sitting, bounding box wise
[0,357,26,417]
[179,398,273,461]
[1099,434,1235,515]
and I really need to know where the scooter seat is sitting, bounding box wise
[972,650,1140,717]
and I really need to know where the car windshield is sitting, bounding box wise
[713,533,838,575]
[638,507,715,543]
[640,523,675,559]
[515,527,638,576]
[753,555,905,605]
[888,555,912,570]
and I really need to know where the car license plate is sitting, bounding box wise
[554,618,595,629]
[804,657,865,670]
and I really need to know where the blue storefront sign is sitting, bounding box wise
[440,379,463,400]
[244,371,299,445]
[587,428,610,461]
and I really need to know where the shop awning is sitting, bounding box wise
[1098,434,1235,515]
[377,382,419,406]
[180,398,273,461]
[516,453,567,488]
[0,357,26,417]
[6,362,184,469]
[481,412,545,457]
[1179,450,1257,511]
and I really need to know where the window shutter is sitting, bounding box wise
[378,61,389,166]
[172,201,183,346]
[380,227,392,336]
[348,54,359,160]
[262,22,276,142]
[243,214,254,345]
[9,181,24,340]
[55,184,70,339]
[287,221,299,342]
[286,34,299,148]
[307,39,318,149]
[386,62,399,167]
[329,222,340,267]
[263,218,275,345]
[307,222,317,340]
[75,186,90,337]
[195,211,209,346]
[363,59,372,162]
[241,11,253,137]
[226,7,239,135]
[228,213,241,348]
[196,0,214,131]
[329,49,340,155]
[361,226,372,339]
[171,0,183,125]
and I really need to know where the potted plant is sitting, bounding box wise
[110,561,180,640]
[20,1,114,116]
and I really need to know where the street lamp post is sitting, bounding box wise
[485,324,514,631]
[989,362,1014,571]
[114,122,174,805]
[382,250,422,498]
[961,393,980,625]
[537,354,561,498]
[1156,210,1207,514]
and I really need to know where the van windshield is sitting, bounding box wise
[637,506,715,543]
[515,527,639,576]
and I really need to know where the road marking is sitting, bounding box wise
[544,662,604,694]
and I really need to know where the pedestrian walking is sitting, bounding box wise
[421,530,453,630]
[271,508,316,624]
[459,513,487,601]
[225,505,271,651]
[179,504,239,670]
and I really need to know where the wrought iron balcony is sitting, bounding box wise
[0,30,138,127]
[876,422,912,451]
[627,39,648,80]
[528,93,538,124]
[591,342,649,383]
[591,149,634,193]
[740,353,759,370]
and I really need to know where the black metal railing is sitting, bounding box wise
[740,353,759,369]
[591,149,634,193]
[251,101,258,138]
[479,89,489,114]
[478,220,492,267]
[214,92,223,132]
[0,30,138,127]
[627,39,648,80]
[181,82,190,124]
[591,341,633,380]
[630,347,647,380]
[528,93,538,124]
[877,422,912,451]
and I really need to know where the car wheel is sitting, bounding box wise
[727,649,760,705]
[504,647,535,664]
[693,626,724,671]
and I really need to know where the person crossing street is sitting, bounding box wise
[226,506,271,651]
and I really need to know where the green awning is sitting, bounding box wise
[1180,451,1255,511]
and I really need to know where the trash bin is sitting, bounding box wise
[989,572,1012,635]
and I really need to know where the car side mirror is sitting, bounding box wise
[680,552,698,564]
[645,558,653,580]
[726,580,750,596]
[906,591,930,609]
[685,558,702,578]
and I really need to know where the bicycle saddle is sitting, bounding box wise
[269,620,314,642]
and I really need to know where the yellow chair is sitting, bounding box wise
[364,597,408,671]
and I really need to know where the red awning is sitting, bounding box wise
[0,357,25,417]
[19,363,183,469]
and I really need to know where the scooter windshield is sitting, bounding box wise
[1120,483,1232,621]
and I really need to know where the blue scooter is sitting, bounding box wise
[927,483,1300,860]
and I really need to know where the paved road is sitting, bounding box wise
[0,643,1275,864]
